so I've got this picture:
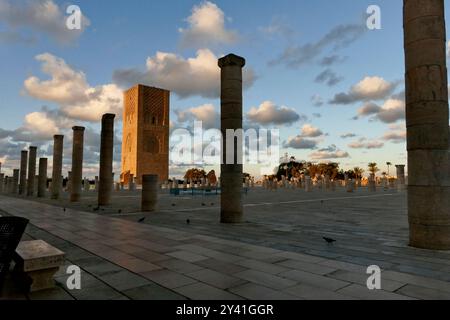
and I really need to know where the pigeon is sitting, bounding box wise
[138,217,146,223]
[63,207,66,212]
[172,203,176,207]
[323,237,336,244]
[118,209,122,214]
[201,203,206,207]
[93,206,100,212]
[186,219,190,225]
[210,203,214,206]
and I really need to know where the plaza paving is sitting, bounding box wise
[1,186,450,300]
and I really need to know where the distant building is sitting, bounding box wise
[121,84,170,184]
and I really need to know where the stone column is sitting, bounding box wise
[12,169,19,194]
[404,0,450,249]
[19,150,28,195]
[368,175,376,192]
[51,135,64,200]
[0,173,4,193]
[70,126,85,202]
[98,113,115,206]
[396,165,406,191]
[27,146,37,196]
[38,158,48,198]
[128,174,134,191]
[219,53,245,224]
[141,174,158,212]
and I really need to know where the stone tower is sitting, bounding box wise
[121,84,170,185]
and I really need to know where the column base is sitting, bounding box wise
[409,223,450,250]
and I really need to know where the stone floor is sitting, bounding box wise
[1,186,450,300]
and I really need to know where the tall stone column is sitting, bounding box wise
[0,173,4,193]
[98,114,115,206]
[19,150,28,195]
[404,0,450,249]
[12,169,19,194]
[141,174,158,212]
[38,158,48,198]
[396,165,406,191]
[218,54,245,224]
[70,126,85,202]
[51,135,64,199]
[27,146,37,196]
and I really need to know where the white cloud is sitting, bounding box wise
[23,111,59,137]
[113,49,256,99]
[247,101,303,126]
[330,76,397,104]
[300,124,323,138]
[179,1,238,48]
[355,99,405,124]
[284,136,318,150]
[348,138,384,149]
[0,0,89,45]
[309,145,350,160]
[175,104,219,129]
[24,53,123,122]
[377,99,405,123]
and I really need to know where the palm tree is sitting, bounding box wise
[368,163,379,178]
[353,167,365,180]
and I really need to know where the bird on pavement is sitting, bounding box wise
[138,217,146,223]
[323,237,336,244]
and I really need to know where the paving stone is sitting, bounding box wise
[100,270,150,291]
[141,269,198,289]
[327,270,405,292]
[279,270,349,291]
[337,284,414,300]
[167,251,208,263]
[382,271,450,293]
[195,259,248,275]
[186,269,247,290]
[283,284,355,300]
[234,259,289,275]
[396,284,450,300]
[155,258,204,274]
[114,257,161,273]
[123,284,187,300]
[234,270,296,290]
[229,283,301,300]
[70,283,124,300]
[174,282,243,300]
[277,259,337,276]
[28,286,74,300]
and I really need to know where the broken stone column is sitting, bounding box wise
[27,146,37,197]
[404,0,450,249]
[19,150,28,195]
[368,175,376,192]
[141,174,158,212]
[67,171,72,192]
[219,53,245,223]
[51,135,64,200]
[98,114,115,205]
[83,178,90,192]
[396,165,406,191]
[128,174,135,191]
[305,176,312,192]
[0,173,4,193]
[346,179,354,193]
[70,126,85,202]
[95,176,99,192]
[38,158,47,198]
[12,169,19,194]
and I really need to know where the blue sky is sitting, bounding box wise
[0,0,448,178]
